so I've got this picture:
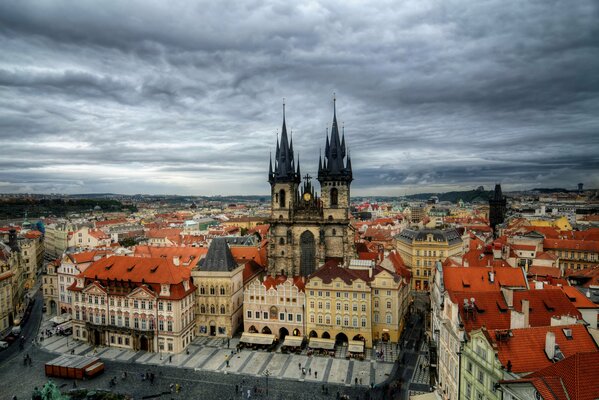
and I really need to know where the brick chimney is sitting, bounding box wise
[522,299,530,328]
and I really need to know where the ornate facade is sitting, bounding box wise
[268,100,355,277]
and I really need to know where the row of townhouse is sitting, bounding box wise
[431,260,599,400]
[52,237,410,354]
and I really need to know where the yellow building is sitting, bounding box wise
[0,270,14,333]
[192,238,245,338]
[305,259,410,348]
[42,260,59,315]
[530,216,572,231]
[395,228,464,291]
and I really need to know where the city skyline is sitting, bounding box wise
[1,1,598,196]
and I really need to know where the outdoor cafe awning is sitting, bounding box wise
[308,338,336,350]
[347,340,365,353]
[282,336,304,347]
[240,332,276,345]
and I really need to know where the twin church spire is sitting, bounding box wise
[268,97,353,184]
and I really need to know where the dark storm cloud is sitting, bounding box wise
[0,0,598,195]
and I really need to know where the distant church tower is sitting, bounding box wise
[268,98,355,277]
[489,183,507,237]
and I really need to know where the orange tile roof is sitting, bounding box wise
[544,239,599,252]
[95,218,128,228]
[528,266,561,278]
[525,352,599,400]
[491,325,598,375]
[230,246,265,267]
[133,245,207,267]
[68,250,113,264]
[24,230,42,239]
[560,285,599,309]
[450,291,511,332]
[443,266,527,292]
[88,229,110,240]
[78,255,190,285]
[512,289,582,326]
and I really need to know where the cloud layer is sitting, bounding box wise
[1,0,598,196]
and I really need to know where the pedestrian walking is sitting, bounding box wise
[298,362,301,369]
[315,371,318,379]
[227,338,230,348]
[309,368,311,375]
[247,389,251,399]
[235,384,238,393]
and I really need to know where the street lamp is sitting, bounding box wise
[263,369,271,396]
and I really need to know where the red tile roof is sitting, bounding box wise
[95,218,128,228]
[491,324,598,374]
[443,266,527,292]
[449,291,511,332]
[68,250,113,264]
[544,239,599,252]
[133,245,207,268]
[528,266,561,278]
[559,285,599,309]
[512,289,582,326]
[24,230,42,239]
[525,352,599,400]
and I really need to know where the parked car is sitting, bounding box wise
[0,340,9,350]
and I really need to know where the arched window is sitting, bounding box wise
[332,229,336,235]
[200,286,205,295]
[210,286,215,295]
[279,238,285,245]
[220,305,226,314]
[220,286,225,295]
[200,304,206,313]
[279,189,286,208]
[210,305,215,314]
[330,188,338,207]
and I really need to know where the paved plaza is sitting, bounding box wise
[39,319,395,389]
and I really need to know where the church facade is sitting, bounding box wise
[267,100,355,277]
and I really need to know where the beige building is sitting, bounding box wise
[44,222,72,258]
[1,231,26,321]
[0,269,14,333]
[57,250,112,315]
[193,238,245,338]
[20,231,44,290]
[243,275,306,338]
[395,228,464,291]
[69,256,196,354]
[305,259,410,348]
[42,259,59,315]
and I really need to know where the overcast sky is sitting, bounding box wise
[1,1,598,196]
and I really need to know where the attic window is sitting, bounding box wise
[563,328,573,340]
[150,266,159,273]
[127,265,135,272]
[543,300,555,312]
[496,302,507,313]
[105,264,112,270]
[462,279,470,288]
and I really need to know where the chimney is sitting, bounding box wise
[502,287,514,308]
[368,266,373,279]
[464,259,469,268]
[534,281,544,290]
[522,299,530,328]
[545,331,556,360]
[489,272,495,283]
[172,256,180,266]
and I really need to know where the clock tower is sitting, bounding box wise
[267,98,355,277]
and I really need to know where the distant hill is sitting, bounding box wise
[406,189,493,204]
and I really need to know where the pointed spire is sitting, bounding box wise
[325,128,330,157]
[296,153,301,178]
[341,122,346,158]
[268,152,274,183]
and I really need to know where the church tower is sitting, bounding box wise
[267,98,355,277]
[268,103,301,274]
[489,183,507,237]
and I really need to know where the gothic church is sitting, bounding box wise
[267,99,355,277]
